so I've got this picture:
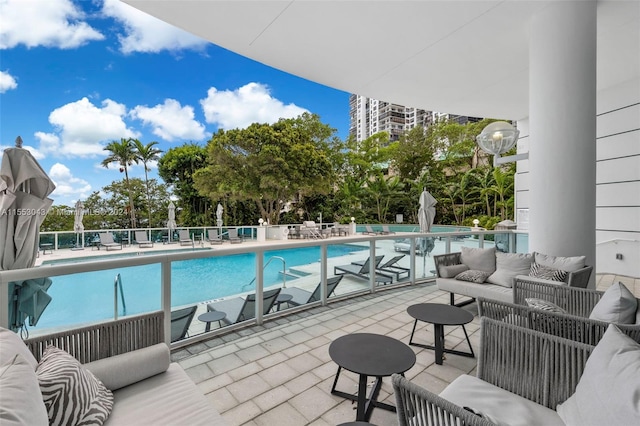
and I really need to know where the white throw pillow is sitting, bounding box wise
[0,354,49,426]
[36,346,113,426]
[460,246,496,274]
[533,252,586,272]
[487,252,533,288]
[556,324,640,425]
[589,282,638,324]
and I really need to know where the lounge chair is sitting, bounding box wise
[170,305,197,342]
[207,229,223,245]
[280,276,343,307]
[381,225,395,234]
[354,254,409,281]
[99,233,123,251]
[179,230,193,246]
[302,221,323,239]
[334,255,392,284]
[363,225,379,235]
[206,288,281,325]
[227,228,242,244]
[135,231,154,248]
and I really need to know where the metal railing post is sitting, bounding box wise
[321,244,328,305]
[161,260,172,346]
[369,240,376,293]
[255,250,264,325]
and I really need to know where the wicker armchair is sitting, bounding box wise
[392,318,594,426]
[477,280,640,345]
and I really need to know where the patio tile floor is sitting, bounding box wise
[172,273,638,426]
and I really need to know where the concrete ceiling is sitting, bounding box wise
[123,1,639,121]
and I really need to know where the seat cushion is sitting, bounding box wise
[440,375,564,426]
[437,278,513,303]
[106,363,226,426]
[556,324,640,425]
[439,264,469,278]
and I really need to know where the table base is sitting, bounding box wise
[330,366,397,421]
[409,321,474,365]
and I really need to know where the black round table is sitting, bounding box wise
[329,333,416,422]
[274,293,293,311]
[198,311,226,332]
[407,303,475,365]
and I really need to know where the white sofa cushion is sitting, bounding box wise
[0,326,38,370]
[0,354,49,426]
[556,324,640,425]
[487,252,533,288]
[36,346,113,426]
[533,252,586,272]
[105,363,226,425]
[589,282,638,324]
[461,246,496,274]
[441,374,564,426]
[437,277,513,304]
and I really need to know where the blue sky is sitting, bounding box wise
[0,0,350,207]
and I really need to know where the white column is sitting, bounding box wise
[528,1,597,284]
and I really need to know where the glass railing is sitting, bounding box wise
[2,229,527,348]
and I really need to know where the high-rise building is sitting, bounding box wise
[349,94,482,142]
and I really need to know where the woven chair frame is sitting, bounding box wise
[24,310,164,364]
[392,318,594,425]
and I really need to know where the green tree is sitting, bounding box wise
[157,144,210,226]
[132,139,163,227]
[194,113,338,225]
[41,205,74,231]
[365,173,404,222]
[101,138,137,228]
[492,165,515,219]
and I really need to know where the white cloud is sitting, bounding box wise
[130,99,206,142]
[42,97,139,157]
[0,70,17,93]
[101,0,207,54]
[48,162,91,199]
[200,83,309,130]
[0,0,104,49]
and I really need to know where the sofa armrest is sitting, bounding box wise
[565,265,593,288]
[513,277,603,316]
[392,374,495,426]
[84,343,170,391]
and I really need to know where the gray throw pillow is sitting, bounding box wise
[455,269,491,284]
[460,246,496,274]
[556,324,640,425]
[0,354,49,426]
[487,252,533,288]
[439,264,469,278]
[589,282,638,324]
[533,252,586,272]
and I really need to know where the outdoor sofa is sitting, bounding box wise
[434,247,593,307]
[392,317,640,426]
[0,312,226,425]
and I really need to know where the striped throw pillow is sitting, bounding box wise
[529,262,568,282]
[525,298,567,314]
[36,346,113,426]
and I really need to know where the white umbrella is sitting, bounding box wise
[216,203,223,227]
[1,137,56,331]
[73,199,85,249]
[167,202,177,242]
[418,188,437,276]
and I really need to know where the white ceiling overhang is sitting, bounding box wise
[123,0,639,121]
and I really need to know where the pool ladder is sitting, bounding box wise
[114,273,127,319]
[242,256,286,291]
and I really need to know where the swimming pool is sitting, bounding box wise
[37,244,368,329]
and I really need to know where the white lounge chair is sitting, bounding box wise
[179,230,193,246]
[99,233,123,251]
[207,229,223,245]
[227,228,242,244]
[135,231,154,248]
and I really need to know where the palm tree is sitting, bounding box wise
[132,139,163,227]
[102,138,137,228]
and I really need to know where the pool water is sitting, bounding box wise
[37,244,367,329]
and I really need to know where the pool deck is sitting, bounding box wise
[34,235,639,425]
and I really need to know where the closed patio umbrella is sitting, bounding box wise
[73,199,85,249]
[418,188,437,276]
[167,201,177,242]
[1,137,56,332]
